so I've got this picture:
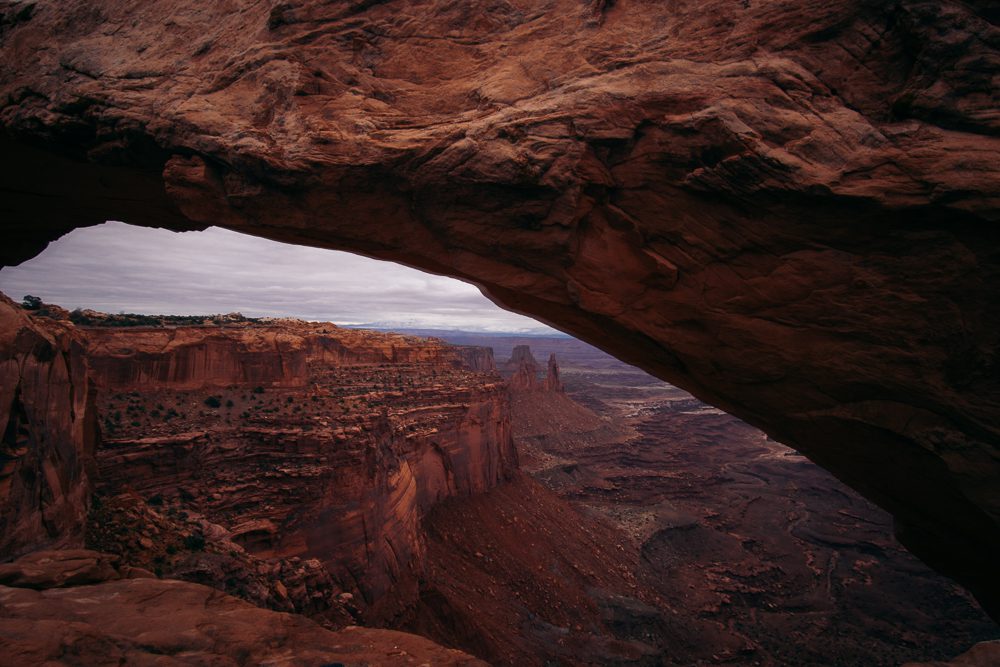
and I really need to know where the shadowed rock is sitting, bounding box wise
[0,0,999,616]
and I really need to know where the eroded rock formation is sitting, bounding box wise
[503,345,563,393]
[77,315,517,624]
[0,0,999,616]
[0,294,96,559]
[544,353,563,393]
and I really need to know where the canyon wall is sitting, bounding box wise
[0,0,998,616]
[83,322,491,390]
[0,295,96,558]
[79,317,516,623]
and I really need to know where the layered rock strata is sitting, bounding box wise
[83,319,487,390]
[0,294,96,559]
[81,316,517,624]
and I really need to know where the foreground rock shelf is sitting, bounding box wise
[0,549,486,666]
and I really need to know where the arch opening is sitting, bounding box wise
[3,135,999,626]
[1,221,996,663]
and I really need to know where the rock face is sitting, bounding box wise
[0,295,96,559]
[1,0,999,616]
[503,345,563,393]
[83,320,485,390]
[0,549,122,589]
[0,550,487,666]
[544,353,563,393]
[78,316,517,624]
[504,345,542,392]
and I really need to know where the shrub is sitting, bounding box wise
[225,399,234,408]
[183,534,206,551]
[69,308,93,325]
[252,386,265,394]
[204,396,222,408]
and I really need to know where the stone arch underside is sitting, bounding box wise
[1,0,999,618]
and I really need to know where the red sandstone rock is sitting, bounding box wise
[0,561,487,666]
[0,549,119,589]
[504,345,542,391]
[0,0,999,618]
[502,345,564,393]
[74,312,517,624]
[82,319,491,391]
[544,353,563,393]
[0,294,95,559]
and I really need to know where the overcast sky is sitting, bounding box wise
[0,221,556,333]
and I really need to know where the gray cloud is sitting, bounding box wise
[0,222,556,333]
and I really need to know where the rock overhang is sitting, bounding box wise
[1,0,999,619]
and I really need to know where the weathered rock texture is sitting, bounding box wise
[0,549,486,666]
[0,295,95,559]
[83,319,484,390]
[1,0,999,615]
[79,316,516,624]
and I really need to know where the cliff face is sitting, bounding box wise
[503,345,563,393]
[0,295,96,558]
[1,0,999,616]
[80,318,516,624]
[83,322,492,390]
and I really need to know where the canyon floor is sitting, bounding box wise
[425,332,1000,666]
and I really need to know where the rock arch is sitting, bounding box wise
[1,0,998,617]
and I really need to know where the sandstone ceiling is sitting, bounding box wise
[1,0,999,617]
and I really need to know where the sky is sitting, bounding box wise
[0,221,557,334]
